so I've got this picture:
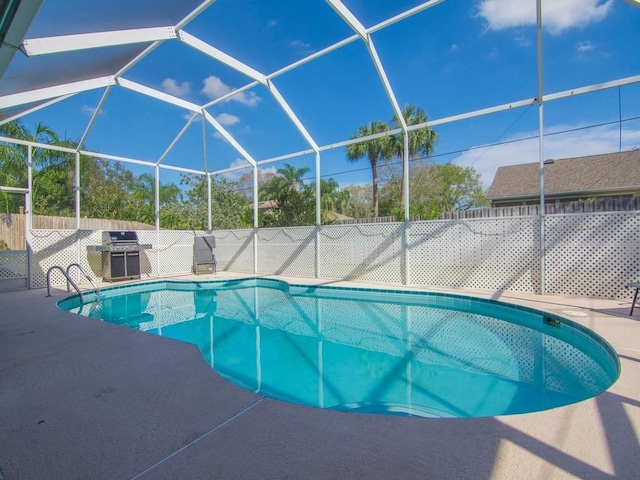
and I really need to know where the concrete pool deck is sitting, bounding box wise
[1,273,639,479]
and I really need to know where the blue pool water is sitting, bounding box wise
[58,278,619,418]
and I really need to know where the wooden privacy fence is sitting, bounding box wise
[440,196,640,219]
[0,214,154,250]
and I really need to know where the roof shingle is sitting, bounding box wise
[486,150,640,199]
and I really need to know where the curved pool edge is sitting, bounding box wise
[56,275,622,412]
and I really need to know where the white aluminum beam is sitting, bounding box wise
[158,163,205,175]
[543,75,640,102]
[78,86,112,148]
[326,0,368,40]
[157,113,199,165]
[117,77,201,112]
[0,135,76,154]
[77,150,156,168]
[0,76,115,109]
[202,80,260,108]
[326,1,406,130]
[267,80,319,152]
[21,27,177,56]
[0,186,29,194]
[367,41,406,130]
[368,0,445,34]
[202,110,257,167]
[178,30,267,84]
[176,0,217,29]
[427,98,537,127]
[257,148,316,166]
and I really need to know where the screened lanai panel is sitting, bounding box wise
[433,106,541,190]
[274,40,396,147]
[184,0,353,74]
[83,87,202,163]
[207,88,313,161]
[543,87,639,162]
[342,0,432,26]
[541,1,640,93]
[24,0,205,37]
[374,2,537,121]
[17,89,106,141]
[123,40,253,105]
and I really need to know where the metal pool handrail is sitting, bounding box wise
[66,263,101,304]
[46,265,84,303]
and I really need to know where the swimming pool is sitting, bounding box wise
[58,278,619,418]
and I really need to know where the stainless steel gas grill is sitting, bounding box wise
[87,231,152,282]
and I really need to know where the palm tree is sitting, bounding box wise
[390,105,438,204]
[260,163,310,201]
[346,121,391,217]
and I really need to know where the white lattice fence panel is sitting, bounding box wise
[319,224,403,283]
[545,212,640,299]
[134,230,159,277]
[0,250,27,279]
[76,230,104,282]
[213,229,254,273]
[154,230,196,275]
[30,229,78,288]
[257,227,315,277]
[409,218,540,292]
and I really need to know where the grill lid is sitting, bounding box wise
[102,231,139,244]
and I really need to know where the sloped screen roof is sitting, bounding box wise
[1,0,639,183]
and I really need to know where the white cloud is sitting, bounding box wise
[215,113,240,126]
[290,39,313,55]
[454,122,640,188]
[81,104,98,116]
[216,158,255,181]
[478,0,613,35]
[514,35,532,47]
[268,19,279,27]
[161,78,191,97]
[576,41,595,53]
[450,43,459,52]
[201,75,261,107]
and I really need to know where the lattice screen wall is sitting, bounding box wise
[409,217,541,292]
[27,212,640,300]
[544,212,640,299]
[320,224,404,282]
[214,229,254,273]
[257,227,315,276]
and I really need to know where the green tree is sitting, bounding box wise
[381,161,488,220]
[346,121,391,217]
[178,174,249,230]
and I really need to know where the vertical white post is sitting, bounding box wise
[26,146,33,288]
[315,151,321,279]
[253,164,259,274]
[536,0,546,295]
[207,174,212,232]
[155,165,160,277]
[74,151,81,266]
[74,151,81,230]
[403,133,410,285]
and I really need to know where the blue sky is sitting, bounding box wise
[11,0,640,190]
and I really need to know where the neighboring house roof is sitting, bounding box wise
[486,149,640,200]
